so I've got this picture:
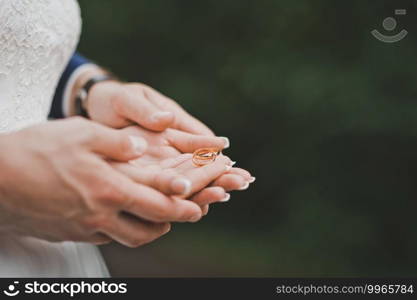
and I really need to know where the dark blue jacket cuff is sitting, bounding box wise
[49,53,90,118]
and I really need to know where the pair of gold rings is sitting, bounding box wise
[192,148,221,166]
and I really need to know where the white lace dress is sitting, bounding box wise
[0,0,109,277]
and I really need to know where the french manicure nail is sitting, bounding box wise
[231,161,237,166]
[220,137,230,149]
[172,178,192,195]
[163,224,171,234]
[238,182,250,191]
[220,193,231,202]
[151,111,173,122]
[248,177,256,183]
[129,136,147,155]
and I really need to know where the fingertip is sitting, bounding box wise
[172,196,203,223]
[228,167,252,180]
[202,205,209,216]
[220,193,231,202]
[211,186,227,198]
[238,181,250,191]
[162,223,171,235]
[217,154,231,163]
[213,174,247,191]
[219,136,230,149]
[216,155,233,169]
[186,201,203,223]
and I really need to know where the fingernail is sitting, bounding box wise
[231,161,237,166]
[248,177,256,183]
[189,213,202,222]
[238,182,250,191]
[220,193,231,202]
[163,224,171,234]
[151,111,173,123]
[220,137,230,149]
[129,136,147,155]
[172,178,192,195]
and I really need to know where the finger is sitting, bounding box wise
[102,213,170,248]
[201,205,209,216]
[115,157,236,197]
[165,129,229,153]
[89,233,113,245]
[178,155,233,195]
[112,162,192,195]
[160,153,193,169]
[85,121,148,161]
[120,179,202,223]
[227,167,254,182]
[211,174,249,191]
[113,85,175,131]
[191,187,229,206]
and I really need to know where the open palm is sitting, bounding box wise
[113,126,253,212]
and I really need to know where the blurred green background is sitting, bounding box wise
[78,0,417,277]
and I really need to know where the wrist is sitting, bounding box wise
[73,73,118,118]
[66,65,106,117]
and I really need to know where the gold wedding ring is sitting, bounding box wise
[192,148,220,166]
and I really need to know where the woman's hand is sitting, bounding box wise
[0,118,205,248]
[116,126,255,209]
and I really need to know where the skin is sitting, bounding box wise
[73,68,254,205]
[72,67,212,135]
[0,68,253,249]
[112,126,254,206]
[74,69,255,245]
[0,118,233,248]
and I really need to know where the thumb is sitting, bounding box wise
[86,122,148,161]
[114,86,175,131]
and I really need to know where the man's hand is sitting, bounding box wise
[0,118,204,248]
[73,69,215,135]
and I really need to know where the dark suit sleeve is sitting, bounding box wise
[49,53,90,119]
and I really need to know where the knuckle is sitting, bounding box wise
[75,121,99,144]
[111,90,128,114]
[92,182,124,206]
[86,123,101,141]
[153,169,176,190]
[129,82,148,91]
[71,116,92,132]
[67,117,91,139]
[81,213,111,231]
